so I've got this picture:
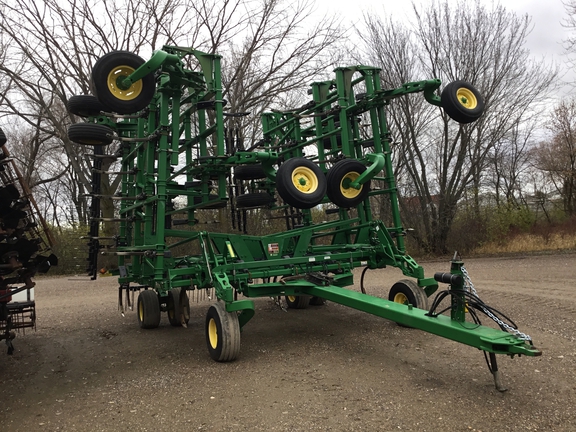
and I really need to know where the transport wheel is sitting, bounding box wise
[235,192,275,208]
[0,127,7,146]
[309,296,326,306]
[67,123,114,146]
[276,157,326,209]
[389,279,428,328]
[441,81,484,124]
[326,159,370,208]
[137,289,161,329]
[285,295,310,309]
[389,279,428,309]
[235,164,267,180]
[205,301,241,362]
[67,95,105,117]
[167,288,190,327]
[92,51,155,114]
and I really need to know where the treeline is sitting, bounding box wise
[0,0,575,264]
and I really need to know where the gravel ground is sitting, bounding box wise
[1,253,575,431]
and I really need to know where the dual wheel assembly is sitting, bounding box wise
[67,51,156,146]
[137,288,191,329]
[137,289,241,362]
[276,157,371,209]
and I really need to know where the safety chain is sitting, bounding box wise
[461,266,532,342]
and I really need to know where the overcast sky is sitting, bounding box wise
[316,0,572,84]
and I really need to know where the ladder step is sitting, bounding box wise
[84,193,145,200]
[80,236,117,240]
[86,154,119,161]
[325,208,340,215]
[92,168,137,175]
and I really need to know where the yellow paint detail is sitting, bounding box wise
[393,292,409,304]
[107,65,142,101]
[291,166,318,194]
[287,295,296,303]
[226,242,236,258]
[208,317,218,349]
[340,171,362,198]
[456,87,477,109]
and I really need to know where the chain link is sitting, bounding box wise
[461,266,532,342]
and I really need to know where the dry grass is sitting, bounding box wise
[473,232,576,255]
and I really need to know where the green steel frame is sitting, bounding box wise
[76,45,539,386]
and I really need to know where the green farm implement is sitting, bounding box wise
[67,46,540,390]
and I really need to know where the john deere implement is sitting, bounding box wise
[67,46,539,390]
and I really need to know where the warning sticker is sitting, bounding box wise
[268,243,279,256]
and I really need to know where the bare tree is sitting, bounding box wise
[0,0,193,228]
[532,99,576,216]
[359,0,558,253]
[488,125,537,208]
[0,0,344,228]
[203,0,346,146]
[563,0,576,71]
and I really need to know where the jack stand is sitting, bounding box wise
[489,352,508,392]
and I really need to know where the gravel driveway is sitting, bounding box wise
[1,253,575,431]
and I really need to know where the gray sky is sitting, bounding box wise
[317,0,571,84]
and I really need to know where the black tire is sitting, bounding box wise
[309,296,326,306]
[235,192,275,208]
[0,127,6,146]
[193,195,228,209]
[205,301,241,362]
[441,81,484,124]
[167,288,190,327]
[137,289,161,329]
[92,51,155,114]
[68,123,114,146]
[67,95,105,117]
[389,279,428,328]
[388,279,429,310]
[276,158,326,209]
[235,165,267,180]
[326,159,371,208]
[285,295,310,309]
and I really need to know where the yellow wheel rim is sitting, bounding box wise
[393,292,409,304]
[340,171,362,199]
[456,88,477,110]
[208,317,218,349]
[107,65,142,101]
[138,301,144,321]
[287,295,296,303]
[291,167,318,194]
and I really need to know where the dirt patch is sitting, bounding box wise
[1,254,575,431]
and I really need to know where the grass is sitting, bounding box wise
[473,232,576,255]
[472,217,576,255]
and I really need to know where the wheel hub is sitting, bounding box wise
[393,292,409,304]
[340,172,362,198]
[456,88,477,109]
[292,167,318,194]
[208,318,218,349]
[107,65,143,101]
